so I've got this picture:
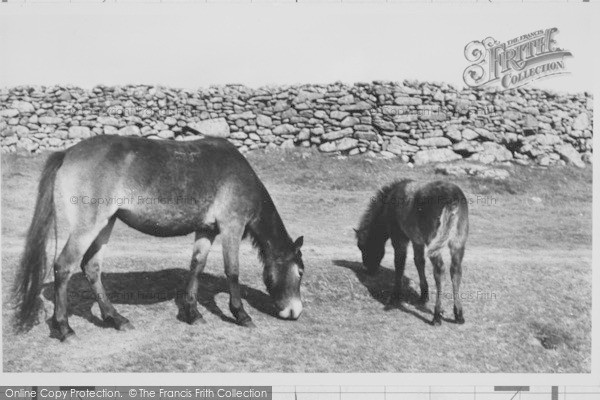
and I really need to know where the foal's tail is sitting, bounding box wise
[427,203,460,258]
[13,151,65,332]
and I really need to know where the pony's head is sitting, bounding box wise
[263,236,305,320]
[355,187,391,274]
[354,227,385,274]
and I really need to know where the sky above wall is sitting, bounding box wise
[0,4,596,94]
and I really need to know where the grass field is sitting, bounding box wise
[1,149,592,372]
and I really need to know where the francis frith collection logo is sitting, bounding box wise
[463,28,572,90]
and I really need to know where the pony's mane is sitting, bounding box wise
[243,195,293,267]
[245,227,269,267]
[357,179,412,234]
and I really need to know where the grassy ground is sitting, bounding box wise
[1,149,592,372]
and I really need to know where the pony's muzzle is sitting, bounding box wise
[277,299,303,320]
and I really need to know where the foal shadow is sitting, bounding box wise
[41,268,276,328]
[333,259,443,325]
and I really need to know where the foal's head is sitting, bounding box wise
[355,227,385,275]
[263,236,305,320]
[355,189,389,275]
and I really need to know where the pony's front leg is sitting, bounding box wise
[429,254,445,326]
[221,224,254,328]
[389,234,408,305]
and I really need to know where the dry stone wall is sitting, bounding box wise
[0,81,593,167]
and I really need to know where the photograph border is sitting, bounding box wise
[0,1,598,387]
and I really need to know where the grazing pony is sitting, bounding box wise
[355,179,468,325]
[13,134,304,342]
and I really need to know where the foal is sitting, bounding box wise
[355,180,469,325]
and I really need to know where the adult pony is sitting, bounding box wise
[14,134,305,342]
[355,180,468,325]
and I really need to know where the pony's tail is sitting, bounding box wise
[13,151,65,332]
[427,203,459,259]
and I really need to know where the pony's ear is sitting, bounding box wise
[293,236,304,252]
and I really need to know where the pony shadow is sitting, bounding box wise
[333,259,455,325]
[41,268,276,329]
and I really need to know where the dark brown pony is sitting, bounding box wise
[13,134,304,342]
[355,179,468,325]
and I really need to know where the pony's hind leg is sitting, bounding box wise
[412,243,429,304]
[449,244,465,324]
[53,226,107,342]
[428,254,445,326]
[80,217,133,331]
[179,230,215,325]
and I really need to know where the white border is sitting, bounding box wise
[0,1,598,388]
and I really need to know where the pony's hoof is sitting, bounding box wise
[190,316,207,325]
[419,295,429,304]
[239,319,256,328]
[432,314,442,326]
[118,321,135,331]
[179,308,205,325]
[106,316,134,331]
[454,307,465,324]
[61,332,78,343]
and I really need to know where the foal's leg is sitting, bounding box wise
[53,225,107,342]
[429,254,445,326]
[180,231,215,325]
[412,243,429,304]
[220,223,254,327]
[80,217,132,331]
[389,231,408,305]
[449,245,465,324]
